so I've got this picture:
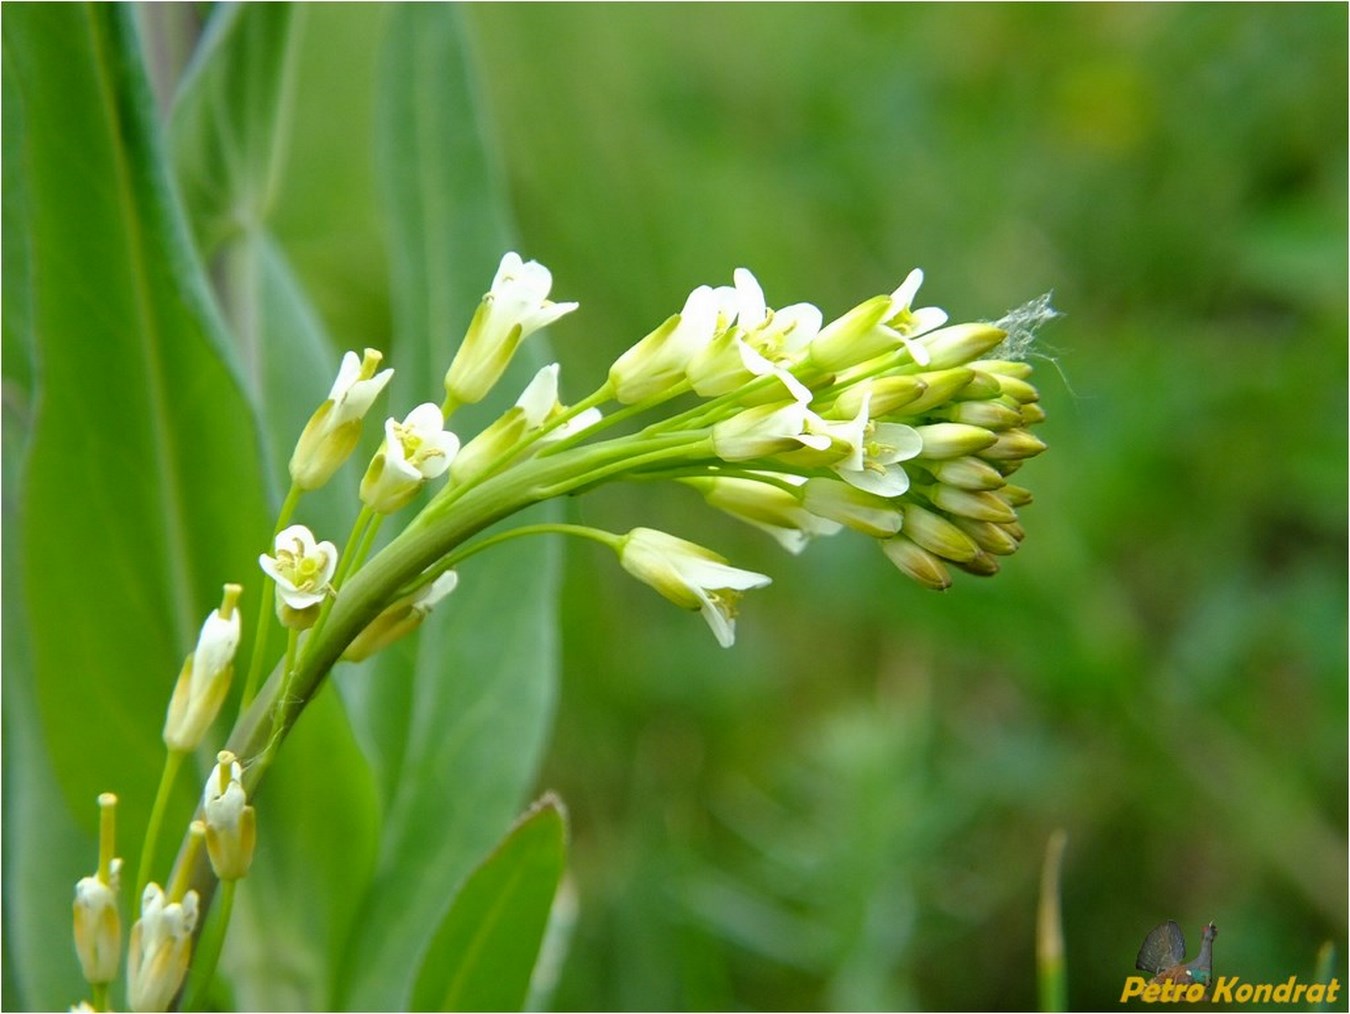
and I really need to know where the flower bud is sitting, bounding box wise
[977,428,1047,461]
[923,455,1006,491]
[880,535,951,591]
[924,484,1018,524]
[164,584,243,751]
[802,478,903,538]
[999,483,1034,507]
[992,374,1040,404]
[950,516,1021,556]
[917,323,1007,370]
[712,402,827,461]
[805,294,893,372]
[968,359,1033,379]
[950,370,1004,401]
[1020,402,1047,425]
[935,399,1023,431]
[127,884,198,1013]
[610,286,719,404]
[684,476,841,555]
[73,794,121,987]
[343,570,460,662]
[900,503,981,562]
[913,422,997,460]
[952,550,1001,577]
[827,375,926,419]
[893,369,975,415]
[290,349,394,490]
[204,752,256,882]
[444,253,577,408]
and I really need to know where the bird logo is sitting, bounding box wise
[1136,920,1218,997]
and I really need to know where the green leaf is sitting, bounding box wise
[5,0,272,951]
[410,796,569,1012]
[334,5,561,1008]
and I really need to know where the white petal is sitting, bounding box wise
[837,462,910,497]
[732,267,767,329]
[328,351,362,401]
[872,422,924,463]
[891,268,924,309]
[516,364,561,424]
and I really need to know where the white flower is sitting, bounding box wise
[711,401,832,461]
[444,253,578,407]
[290,348,394,490]
[360,404,460,514]
[203,752,255,881]
[609,285,720,404]
[618,528,771,647]
[127,885,198,1013]
[686,269,820,402]
[163,584,243,751]
[259,525,338,612]
[801,478,904,537]
[833,419,923,497]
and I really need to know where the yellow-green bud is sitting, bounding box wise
[924,484,1018,524]
[923,455,1006,491]
[900,503,981,562]
[999,483,1034,507]
[992,374,1040,403]
[968,359,1033,379]
[1001,519,1027,542]
[164,584,243,752]
[951,370,1004,401]
[951,516,1021,556]
[450,407,528,485]
[978,428,1047,461]
[952,550,1001,577]
[880,535,951,591]
[1020,402,1047,425]
[917,323,1007,370]
[827,375,926,419]
[914,422,997,460]
[894,369,975,415]
[127,883,197,1013]
[290,349,394,491]
[934,399,1023,430]
[342,571,460,662]
[806,295,894,372]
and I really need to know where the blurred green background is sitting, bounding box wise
[14,3,1345,1011]
[269,4,1347,1009]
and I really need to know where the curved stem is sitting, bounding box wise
[136,749,185,900]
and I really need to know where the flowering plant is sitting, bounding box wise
[6,7,1058,1012]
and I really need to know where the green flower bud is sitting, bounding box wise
[992,374,1040,404]
[968,359,1033,379]
[1020,402,1047,425]
[880,535,952,591]
[827,374,926,419]
[978,428,1047,461]
[914,422,998,460]
[951,370,1004,401]
[894,368,975,415]
[923,484,1018,524]
[999,483,1034,507]
[801,478,903,538]
[917,323,1007,370]
[806,295,894,372]
[923,455,1006,491]
[900,503,981,562]
[952,550,1001,577]
[950,516,1021,556]
[934,399,1024,430]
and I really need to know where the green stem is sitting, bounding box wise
[91,982,109,1012]
[180,879,235,1012]
[136,749,186,900]
[240,483,303,708]
[407,522,619,595]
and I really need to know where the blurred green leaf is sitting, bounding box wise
[334,6,560,1008]
[5,5,272,970]
[410,795,568,1012]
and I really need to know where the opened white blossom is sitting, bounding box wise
[808,268,946,372]
[686,269,819,402]
[127,884,198,1013]
[617,528,772,647]
[163,583,243,751]
[444,252,578,407]
[361,403,460,514]
[343,569,460,662]
[203,752,256,882]
[609,285,720,404]
[290,348,395,490]
[259,525,337,620]
[832,418,924,497]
